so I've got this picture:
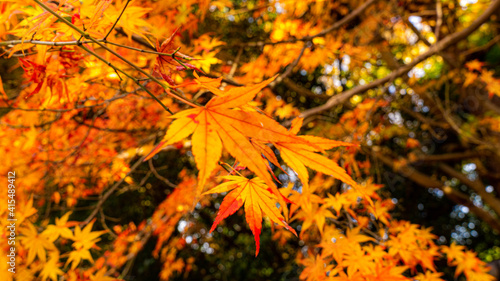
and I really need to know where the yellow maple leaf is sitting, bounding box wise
[192,51,222,73]
[65,220,106,269]
[299,203,335,236]
[70,220,107,250]
[39,252,64,281]
[66,247,95,270]
[19,222,56,264]
[146,76,281,199]
[42,211,75,242]
[324,192,350,216]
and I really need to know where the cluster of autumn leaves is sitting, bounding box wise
[294,176,493,281]
[0,0,498,280]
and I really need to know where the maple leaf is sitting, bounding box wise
[17,196,38,225]
[299,203,335,236]
[71,220,107,250]
[274,136,357,194]
[65,220,106,269]
[66,247,96,270]
[414,271,444,281]
[42,211,75,242]
[203,175,297,256]
[192,51,222,73]
[465,60,484,72]
[453,250,485,279]
[299,254,332,281]
[154,29,193,85]
[341,247,377,277]
[39,252,64,281]
[324,192,350,216]
[464,72,478,87]
[146,75,283,199]
[19,223,56,264]
[441,242,466,264]
[365,264,410,281]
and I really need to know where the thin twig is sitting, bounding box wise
[269,44,307,88]
[103,0,131,40]
[148,158,176,188]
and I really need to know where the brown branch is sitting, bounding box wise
[148,158,176,188]
[307,0,378,39]
[411,151,482,163]
[399,106,450,129]
[438,163,500,216]
[403,18,458,68]
[269,44,307,88]
[369,148,500,232]
[403,18,432,46]
[298,0,500,120]
[463,34,500,58]
[282,78,330,100]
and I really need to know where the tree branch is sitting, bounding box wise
[438,163,500,216]
[368,147,500,232]
[410,151,482,163]
[298,0,500,120]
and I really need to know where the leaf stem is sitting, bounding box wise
[103,0,131,40]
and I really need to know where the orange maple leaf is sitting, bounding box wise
[465,60,484,72]
[203,175,297,256]
[146,75,283,199]
[274,136,359,194]
[146,74,362,209]
[414,271,444,281]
